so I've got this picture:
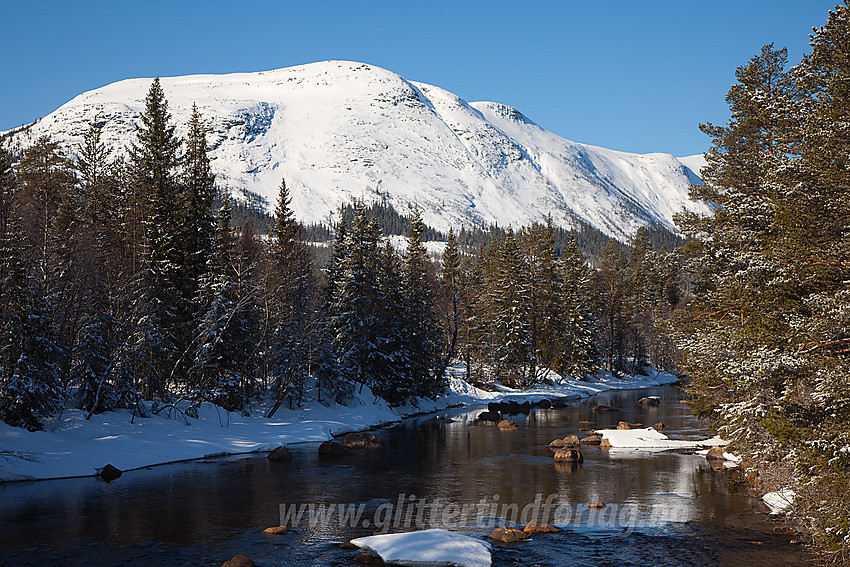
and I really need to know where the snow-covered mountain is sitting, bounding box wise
[2,61,709,241]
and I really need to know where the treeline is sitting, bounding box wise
[0,76,688,435]
[671,3,850,563]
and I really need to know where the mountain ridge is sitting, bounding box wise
[2,60,709,241]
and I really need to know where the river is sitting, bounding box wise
[0,385,810,566]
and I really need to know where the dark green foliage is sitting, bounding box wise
[672,5,850,562]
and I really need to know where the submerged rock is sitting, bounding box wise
[588,502,606,509]
[523,520,559,534]
[268,446,292,461]
[354,552,384,565]
[477,411,501,422]
[592,405,617,412]
[262,525,289,535]
[319,440,353,457]
[616,421,643,430]
[222,555,254,567]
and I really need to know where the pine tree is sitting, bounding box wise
[191,196,260,409]
[328,203,393,400]
[595,239,627,374]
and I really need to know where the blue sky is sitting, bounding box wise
[0,1,835,156]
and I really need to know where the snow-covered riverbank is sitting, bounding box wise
[0,367,678,482]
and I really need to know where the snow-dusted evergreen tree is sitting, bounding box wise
[488,228,533,387]
[327,202,408,402]
[673,11,850,560]
[557,238,597,378]
[401,207,442,397]
[266,178,318,415]
[0,146,63,430]
[130,78,184,398]
[191,196,260,409]
[594,239,627,373]
[180,104,216,305]
[522,220,561,379]
[437,226,462,375]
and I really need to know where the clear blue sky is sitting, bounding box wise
[0,1,835,156]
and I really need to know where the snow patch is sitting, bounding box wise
[351,529,491,567]
[763,489,795,515]
[599,427,727,450]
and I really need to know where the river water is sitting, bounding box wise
[0,385,810,566]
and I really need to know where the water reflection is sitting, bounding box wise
[0,385,809,566]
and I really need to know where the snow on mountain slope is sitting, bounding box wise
[3,61,709,240]
[676,154,707,180]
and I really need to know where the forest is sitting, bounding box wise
[0,75,684,430]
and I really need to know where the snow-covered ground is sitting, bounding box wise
[0,366,678,482]
[598,427,726,451]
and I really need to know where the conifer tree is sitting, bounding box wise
[130,78,184,398]
[438,226,462,373]
[595,239,627,373]
[181,104,216,301]
[488,229,533,387]
[266,178,317,414]
[402,207,441,397]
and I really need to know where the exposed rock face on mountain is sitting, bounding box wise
[2,61,708,240]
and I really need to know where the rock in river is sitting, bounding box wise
[343,432,385,450]
[488,527,530,543]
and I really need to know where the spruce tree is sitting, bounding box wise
[402,207,441,397]
[130,78,184,398]
[558,238,597,377]
[181,104,216,302]
[438,227,462,374]
[266,178,317,415]
[488,229,533,387]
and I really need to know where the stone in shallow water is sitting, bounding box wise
[221,555,254,567]
[352,529,491,567]
[488,527,531,543]
[523,520,559,534]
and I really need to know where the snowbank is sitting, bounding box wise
[598,427,727,450]
[0,366,679,482]
[351,529,491,567]
[763,489,795,515]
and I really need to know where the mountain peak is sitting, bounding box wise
[3,60,708,240]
